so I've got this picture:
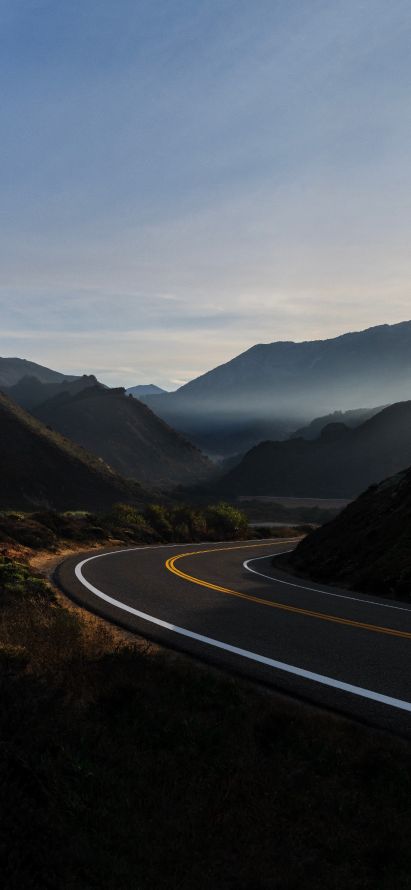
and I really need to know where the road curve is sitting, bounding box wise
[56,539,411,735]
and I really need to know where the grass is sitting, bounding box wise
[2,553,411,889]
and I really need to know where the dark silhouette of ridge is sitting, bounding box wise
[5,374,101,411]
[0,392,145,511]
[289,465,411,599]
[217,401,411,498]
[34,384,212,489]
[0,357,78,387]
[291,406,384,440]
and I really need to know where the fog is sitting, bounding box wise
[143,324,411,454]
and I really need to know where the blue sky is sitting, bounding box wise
[1,0,411,387]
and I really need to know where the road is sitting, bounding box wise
[56,539,411,735]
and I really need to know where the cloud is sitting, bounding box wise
[0,1,410,386]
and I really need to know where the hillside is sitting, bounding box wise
[0,357,77,387]
[144,321,411,453]
[288,466,411,600]
[0,392,144,511]
[35,385,212,488]
[291,406,384,440]
[4,373,100,411]
[218,401,411,497]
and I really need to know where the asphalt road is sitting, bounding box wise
[56,539,411,735]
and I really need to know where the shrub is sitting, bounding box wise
[170,505,207,542]
[0,557,53,608]
[104,503,156,541]
[0,514,57,550]
[204,503,249,540]
[143,504,173,541]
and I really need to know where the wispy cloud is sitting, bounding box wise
[1,1,410,386]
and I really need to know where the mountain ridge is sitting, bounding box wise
[0,391,145,511]
[144,320,411,454]
[0,357,78,387]
[217,400,411,498]
[34,383,212,489]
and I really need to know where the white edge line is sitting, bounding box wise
[243,553,411,615]
[73,548,411,715]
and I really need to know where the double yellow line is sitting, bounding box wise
[165,542,411,641]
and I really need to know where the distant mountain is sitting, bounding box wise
[217,401,411,498]
[5,374,101,411]
[0,357,77,388]
[288,466,411,600]
[34,385,212,489]
[144,321,411,454]
[0,392,144,511]
[127,384,166,397]
[291,406,384,440]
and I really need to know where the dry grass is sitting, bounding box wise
[2,554,411,889]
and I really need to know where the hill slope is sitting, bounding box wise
[145,321,411,453]
[4,374,100,411]
[0,357,77,387]
[218,401,411,497]
[288,467,411,600]
[35,385,212,488]
[0,392,144,511]
[291,406,384,440]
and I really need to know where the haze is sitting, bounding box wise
[1,0,411,387]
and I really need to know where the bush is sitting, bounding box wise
[144,504,173,541]
[204,503,248,540]
[0,514,57,550]
[104,503,156,542]
[170,505,207,542]
[0,557,53,608]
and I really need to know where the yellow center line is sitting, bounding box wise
[165,541,411,641]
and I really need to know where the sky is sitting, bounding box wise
[1,0,411,389]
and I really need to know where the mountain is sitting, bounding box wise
[217,401,411,498]
[34,385,212,489]
[127,384,166,397]
[0,392,144,511]
[288,466,411,600]
[144,321,411,454]
[291,406,384,440]
[4,374,101,411]
[0,357,77,388]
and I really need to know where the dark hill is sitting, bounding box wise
[5,374,101,411]
[291,406,384,440]
[0,357,77,387]
[288,467,411,600]
[0,392,144,511]
[218,401,411,498]
[34,385,212,489]
[144,321,411,454]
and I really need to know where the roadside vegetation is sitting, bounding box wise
[0,502,305,555]
[1,552,411,889]
[0,502,246,551]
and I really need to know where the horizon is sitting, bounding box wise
[1,2,411,387]
[2,316,411,390]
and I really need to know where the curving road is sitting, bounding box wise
[56,539,411,735]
